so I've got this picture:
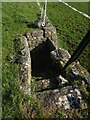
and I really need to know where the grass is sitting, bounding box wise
[2,2,90,118]
[2,2,39,119]
[68,2,89,14]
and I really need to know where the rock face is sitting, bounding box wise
[15,20,90,118]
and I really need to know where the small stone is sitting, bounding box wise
[25,33,32,40]
[32,30,43,37]
[70,90,73,93]
[72,64,80,75]
[58,48,71,60]
[21,49,26,55]
[58,95,70,110]
[56,75,68,85]
[33,36,37,40]
[74,88,82,100]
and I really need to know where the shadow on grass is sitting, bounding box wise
[27,22,37,29]
[18,19,37,29]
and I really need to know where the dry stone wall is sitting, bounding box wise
[15,23,90,118]
[16,25,58,95]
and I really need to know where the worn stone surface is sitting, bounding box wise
[25,30,44,51]
[44,26,58,48]
[17,36,31,95]
[25,26,58,51]
[50,48,71,67]
[35,85,85,115]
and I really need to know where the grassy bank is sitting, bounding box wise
[2,2,90,118]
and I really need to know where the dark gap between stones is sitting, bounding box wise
[30,38,61,79]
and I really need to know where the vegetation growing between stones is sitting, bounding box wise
[2,2,90,118]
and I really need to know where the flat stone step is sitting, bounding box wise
[35,75,69,92]
[35,85,87,115]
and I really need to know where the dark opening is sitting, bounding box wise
[30,39,61,79]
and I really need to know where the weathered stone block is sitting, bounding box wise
[32,30,43,37]
[18,36,31,95]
